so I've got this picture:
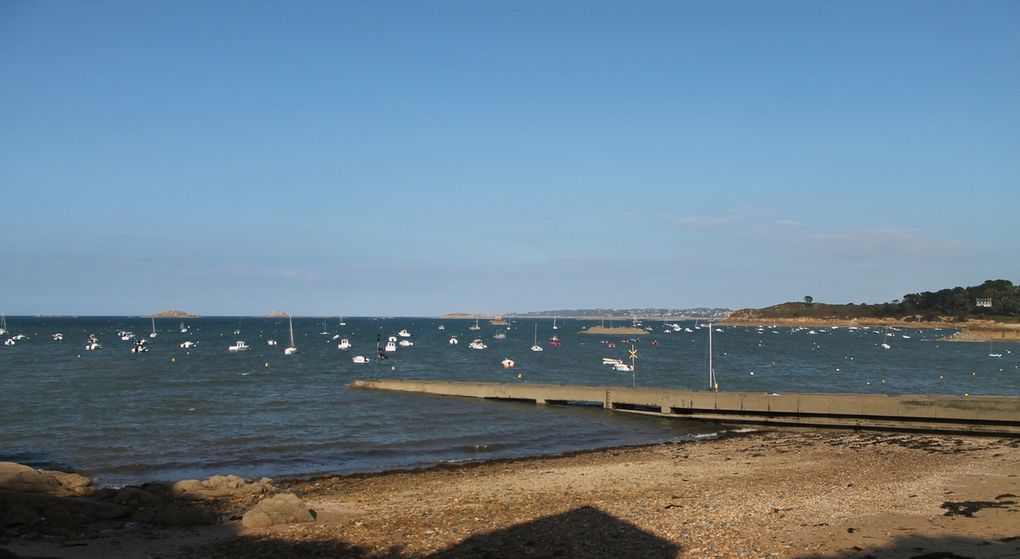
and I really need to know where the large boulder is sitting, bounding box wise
[241,493,314,530]
[0,462,92,496]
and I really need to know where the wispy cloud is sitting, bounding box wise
[773,219,806,228]
[671,207,773,230]
[762,224,981,259]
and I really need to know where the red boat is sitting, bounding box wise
[650,339,660,347]
[548,336,561,347]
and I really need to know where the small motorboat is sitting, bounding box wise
[267,339,278,346]
[228,341,250,352]
[120,332,135,341]
[385,336,397,352]
[398,329,411,338]
[501,358,515,369]
[493,331,507,340]
[448,336,458,345]
[438,324,445,331]
[468,339,487,350]
[338,338,351,350]
[180,341,195,349]
[352,355,370,364]
[398,339,413,347]
[4,338,16,346]
[52,333,64,341]
[602,358,624,366]
[131,339,148,353]
[548,336,561,347]
[614,363,634,372]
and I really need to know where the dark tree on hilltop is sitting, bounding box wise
[803,296,814,305]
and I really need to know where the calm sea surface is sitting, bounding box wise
[1,316,1017,486]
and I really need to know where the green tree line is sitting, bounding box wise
[737,279,1019,322]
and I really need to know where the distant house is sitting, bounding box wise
[976,298,992,308]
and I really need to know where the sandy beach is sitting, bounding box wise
[4,428,1019,559]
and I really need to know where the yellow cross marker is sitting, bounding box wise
[629,346,638,360]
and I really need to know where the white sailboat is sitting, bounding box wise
[469,317,481,331]
[284,316,297,355]
[989,340,1002,358]
[0,314,7,336]
[530,323,543,352]
[881,327,891,350]
[552,316,558,330]
[149,318,158,338]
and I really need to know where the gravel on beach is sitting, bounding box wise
[192,430,1020,558]
[5,429,1019,558]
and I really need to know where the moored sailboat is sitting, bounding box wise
[284,316,297,355]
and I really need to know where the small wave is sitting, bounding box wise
[453,443,516,454]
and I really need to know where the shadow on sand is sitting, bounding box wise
[796,532,1020,559]
[182,505,679,558]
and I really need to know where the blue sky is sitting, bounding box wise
[2,1,1018,316]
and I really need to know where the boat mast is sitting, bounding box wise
[288,316,295,348]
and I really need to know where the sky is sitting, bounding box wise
[2,1,1018,316]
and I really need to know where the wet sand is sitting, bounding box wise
[5,429,1019,558]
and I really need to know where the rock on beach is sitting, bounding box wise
[241,493,315,530]
[0,462,92,497]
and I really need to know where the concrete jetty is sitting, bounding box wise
[350,379,1020,436]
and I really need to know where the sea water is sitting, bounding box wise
[1,316,1016,486]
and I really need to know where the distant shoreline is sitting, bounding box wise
[721,317,1020,342]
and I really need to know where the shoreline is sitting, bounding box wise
[722,317,1020,342]
[5,428,1019,558]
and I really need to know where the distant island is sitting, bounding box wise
[261,310,291,318]
[725,279,1020,342]
[147,309,200,318]
[581,325,647,335]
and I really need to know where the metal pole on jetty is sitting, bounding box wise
[708,322,718,392]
